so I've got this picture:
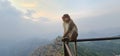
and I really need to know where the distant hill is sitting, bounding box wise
[77,40,120,56]
[31,36,120,56]
[0,38,49,56]
[31,36,63,56]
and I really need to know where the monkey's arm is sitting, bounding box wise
[63,22,74,37]
[63,23,66,37]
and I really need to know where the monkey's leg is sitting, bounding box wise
[74,41,77,56]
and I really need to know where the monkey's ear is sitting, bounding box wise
[62,16,66,20]
[62,17,64,21]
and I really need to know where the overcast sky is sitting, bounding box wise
[0,0,120,40]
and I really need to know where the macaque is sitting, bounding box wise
[62,14,78,41]
[62,14,78,56]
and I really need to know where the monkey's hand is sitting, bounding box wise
[62,37,69,42]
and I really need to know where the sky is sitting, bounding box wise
[0,0,120,40]
[9,0,120,21]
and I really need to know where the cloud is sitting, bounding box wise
[75,12,120,32]
[9,0,120,21]
[23,10,50,22]
[0,0,61,40]
[0,0,120,40]
[0,1,37,38]
[0,0,23,38]
[20,2,37,8]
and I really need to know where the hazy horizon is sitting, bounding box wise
[0,0,120,56]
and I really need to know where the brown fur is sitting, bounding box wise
[62,14,78,41]
[62,14,78,56]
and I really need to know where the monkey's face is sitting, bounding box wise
[64,18,69,22]
[63,18,70,22]
[62,14,71,23]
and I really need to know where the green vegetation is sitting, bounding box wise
[70,40,120,56]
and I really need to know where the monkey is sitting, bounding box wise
[62,14,78,56]
[62,14,78,41]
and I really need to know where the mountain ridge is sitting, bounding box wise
[31,36,120,56]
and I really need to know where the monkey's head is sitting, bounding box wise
[62,14,71,23]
